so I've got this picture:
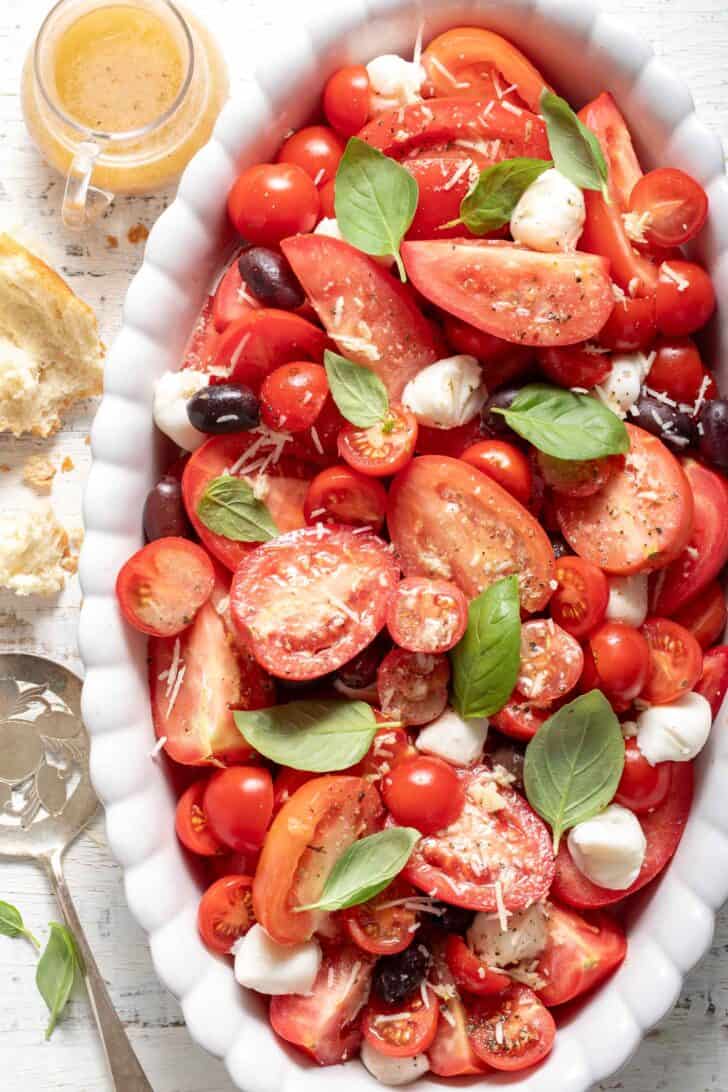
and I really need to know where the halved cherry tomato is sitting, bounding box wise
[272,768,314,814]
[211,309,327,393]
[254,775,381,944]
[304,465,387,530]
[363,986,440,1058]
[386,577,468,654]
[696,645,728,717]
[537,451,617,498]
[421,27,550,111]
[640,617,702,705]
[227,163,319,246]
[656,260,715,336]
[461,440,532,506]
[231,525,399,680]
[465,985,555,1071]
[535,902,626,1007]
[182,296,220,371]
[116,538,214,638]
[578,645,630,714]
[615,738,672,814]
[597,294,657,351]
[270,944,374,1064]
[550,556,609,639]
[354,725,416,783]
[203,766,274,853]
[673,580,727,650]
[404,767,554,911]
[323,65,370,136]
[491,697,551,742]
[338,405,418,477]
[403,154,482,240]
[377,648,450,727]
[277,125,345,186]
[343,879,418,955]
[388,455,555,611]
[198,875,255,954]
[383,755,465,835]
[556,425,694,574]
[445,935,510,996]
[260,361,329,432]
[645,337,709,404]
[629,168,708,248]
[175,780,225,856]
[428,941,487,1076]
[517,620,583,707]
[589,620,650,704]
[282,234,443,399]
[212,255,258,332]
[537,344,613,389]
[416,419,482,458]
[553,760,694,908]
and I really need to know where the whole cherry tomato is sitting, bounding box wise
[228,164,320,247]
[383,755,465,835]
[461,440,533,506]
[645,337,715,405]
[323,65,371,136]
[277,125,345,186]
[597,294,656,351]
[656,260,715,337]
[614,738,672,813]
[203,766,274,853]
[588,621,650,704]
[260,361,329,432]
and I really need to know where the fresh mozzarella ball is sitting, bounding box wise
[568,804,646,890]
[467,903,548,968]
[402,355,486,429]
[510,168,586,253]
[361,1041,430,1086]
[366,54,425,106]
[153,369,210,451]
[233,924,321,995]
[605,573,649,627]
[636,691,712,765]
[594,352,652,418]
[415,708,488,767]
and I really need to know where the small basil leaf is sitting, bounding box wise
[452,157,553,235]
[0,900,39,949]
[197,475,278,542]
[324,350,389,428]
[494,383,629,460]
[450,575,521,719]
[335,137,419,281]
[36,923,83,1039]
[235,700,380,772]
[524,690,625,851]
[299,827,421,911]
[540,90,608,195]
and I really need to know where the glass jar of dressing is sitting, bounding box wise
[22,0,229,228]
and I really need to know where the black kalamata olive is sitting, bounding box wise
[335,635,392,690]
[481,386,522,438]
[187,383,259,434]
[633,393,696,452]
[698,398,728,470]
[238,247,305,311]
[428,903,475,935]
[374,944,431,1006]
[549,534,571,559]
[143,476,192,541]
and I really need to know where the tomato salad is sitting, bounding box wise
[121,26,728,1085]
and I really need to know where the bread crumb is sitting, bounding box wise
[128,223,149,245]
[61,455,74,472]
[23,453,56,492]
[0,505,76,596]
[105,235,119,249]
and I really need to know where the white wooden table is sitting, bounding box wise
[0,0,726,1088]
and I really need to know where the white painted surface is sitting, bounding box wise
[0,0,726,1088]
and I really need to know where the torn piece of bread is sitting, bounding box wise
[23,453,57,492]
[0,505,76,596]
[0,234,104,437]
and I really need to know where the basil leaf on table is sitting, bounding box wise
[450,157,553,235]
[493,383,629,460]
[36,923,83,1039]
[450,576,521,719]
[235,700,381,772]
[0,899,39,949]
[324,350,389,428]
[524,690,625,851]
[197,475,278,542]
[335,137,419,281]
[540,90,609,196]
[298,827,421,911]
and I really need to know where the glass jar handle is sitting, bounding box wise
[62,140,114,230]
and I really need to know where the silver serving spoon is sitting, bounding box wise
[0,653,152,1091]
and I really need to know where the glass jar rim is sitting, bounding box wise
[33,0,196,143]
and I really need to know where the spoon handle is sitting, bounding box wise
[44,849,154,1091]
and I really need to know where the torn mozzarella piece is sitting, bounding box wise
[605,572,649,627]
[233,924,321,995]
[636,691,712,764]
[510,168,586,253]
[402,355,486,429]
[153,368,210,451]
[467,903,548,968]
[361,1041,430,1085]
[415,708,488,767]
[366,54,425,108]
[594,352,652,418]
[567,804,646,890]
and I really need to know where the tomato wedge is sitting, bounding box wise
[428,941,487,1077]
[552,760,694,909]
[445,934,510,996]
[556,425,694,574]
[387,455,555,611]
[402,240,614,347]
[362,986,440,1058]
[254,775,381,944]
[517,619,584,707]
[579,92,643,209]
[210,309,327,392]
[403,767,555,911]
[403,154,482,240]
[535,903,626,1007]
[343,880,418,955]
[377,649,451,726]
[696,645,728,717]
[116,538,214,638]
[212,255,258,332]
[673,580,727,650]
[465,985,555,1071]
[282,234,443,399]
[640,617,703,705]
[182,296,220,371]
[421,27,551,111]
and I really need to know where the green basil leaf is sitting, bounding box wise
[450,576,521,719]
[540,90,608,195]
[0,900,39,949]
[324,350,389,428]
[235,700,380,772]
[335,137,419,281]
[524,690,625,851]
[36,923,83,1039]
[452,157,553,235]
[197,475,278,542]
[494,383,629,460]
[299,827,421,911]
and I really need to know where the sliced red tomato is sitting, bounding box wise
[253,775,381,944]
[491,696,552,742]
[231,525,399,680]
[421,27,551,111]
[198,875,255,954]
[445,934,510,996]
[362,986,440,1058]
[615,738,672,814]
[388,455,555,611]
[386,577,468,654]
[550,556,609,639]
[651,458,728,615]
[696,645,728,717]
[304,465,387,530]
[597,294,657,351]
[210,309,327,392]
[556,425,694,574]
[282,234,443,399]
[428,941,487,1077]
[338,405,418,477]
[402,240,614,347]
[116,538,214,638]
[552,760,694,909]
[270,944,374,1064]
[673,580,727,650]
[212,256,258,332]
[517,619,584,707]
[537,451,618,498]
[465,985,555,1071]
[640,617,703,705]
[536,902,627,1007]
[403,154,482,240]
[182,296,220,371]
[377,648,450,726]
[404,767,554,911]
[175,780,225,857]
[537,344,613,390]
[343,879,418,955]
[578,92,643,208]
[629,168,708,248]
